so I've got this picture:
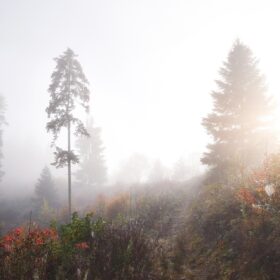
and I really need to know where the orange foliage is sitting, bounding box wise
[105,192,130,220]
[236,188,256,205]
[75,242,89,250]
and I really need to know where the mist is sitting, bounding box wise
[1,0,279,193]
[1,1,280,279]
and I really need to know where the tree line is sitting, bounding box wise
[0,39,277,222]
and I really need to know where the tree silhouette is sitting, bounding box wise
[33,166,57,211]
[46,48,90,219]
[76,118,107,191]
[202,40,273,184]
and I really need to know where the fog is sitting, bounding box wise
[1,0,280,195]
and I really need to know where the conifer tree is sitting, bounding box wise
[202,40,273,184]
[46,48,90,219]
[33,166,57,210]
[76,118,107,190]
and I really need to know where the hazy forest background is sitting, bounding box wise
[1,1,280,279]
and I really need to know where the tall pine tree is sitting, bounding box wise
[76,118,107,190]
[46,48,90,219]
[202,40,273,184]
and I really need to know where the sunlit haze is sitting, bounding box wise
[1,0,280,191]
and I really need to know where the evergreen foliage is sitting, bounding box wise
[46,48,90,218]
[46,48,90,167]
[202,40,273,183]
[76,118,107,189]
[33,166,57,211]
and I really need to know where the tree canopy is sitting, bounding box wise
[202,40,274,184]
[76,118,107,190]
[46,48,90,168]
[33,166,57,210]
[46,48,90,218]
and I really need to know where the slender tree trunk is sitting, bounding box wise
[68,119,72,221]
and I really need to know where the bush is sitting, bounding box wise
[171,154,280,279]
[0,225,58,279]
[88,219,158,279]
[0,213,163,279]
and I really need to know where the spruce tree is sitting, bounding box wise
[46,48,90,219]
[76,118,107,190]
[202,40,273,184]
[33,166,57,210]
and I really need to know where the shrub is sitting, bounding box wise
[88,219,158,279]
[0,225,58,280]
[171,154,280,279]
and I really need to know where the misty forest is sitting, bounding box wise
[2,1,280,279]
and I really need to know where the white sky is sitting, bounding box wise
[1,0,280,188]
